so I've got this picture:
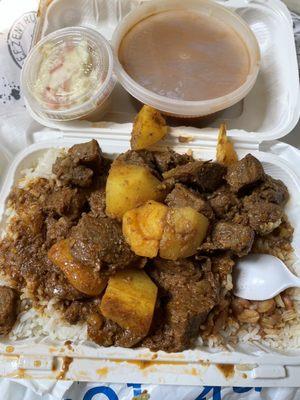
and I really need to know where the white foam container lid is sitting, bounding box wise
[31,0,300,143]
[0,0,300,386]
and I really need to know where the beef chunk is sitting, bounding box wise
[43,270,86,301]
[211,254,235,288]
[243,197,283,235]
[53,156,93,187]
[0,287,19,335]
[70,214,139,271]
[209,186,240,220]
[153,149,193,173]
[44,187,86,219]
[66,165,93,188]
[251,175,289,205]
[226,154,265,193]
[88,313,142,348]
[165,183,214,219]
[211,254,235,277]
[142,259,218,352]
[89,189,106,218]
[252,219,293,258]
[52,140,104,187]
[68,139,103,169]
[64,300,98,324]
[149,258,203,288]
[163,161,226,192]
[210,221,254,256]
[64,302,84,324]
[45,216,74,247]
[1,233,46,286]
[117,150,158,174]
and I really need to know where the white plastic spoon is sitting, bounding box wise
[233,253,300,301]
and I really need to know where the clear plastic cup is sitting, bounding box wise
[112,0,261,118]
[21,27,115,121]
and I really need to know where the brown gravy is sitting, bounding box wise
[119,10,250,101]
[57,356,73,380]
[216,363,235,378]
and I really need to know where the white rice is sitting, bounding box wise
[9,303,87,342]
[18,148,65,188]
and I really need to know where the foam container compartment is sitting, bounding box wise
[0,0,299,387]
[0,130,300,385]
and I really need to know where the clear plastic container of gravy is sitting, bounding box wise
[21,27,116,121]
[112,0,261,118]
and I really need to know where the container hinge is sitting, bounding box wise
[232,139,260,152]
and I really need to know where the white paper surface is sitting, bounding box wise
[1,380,300,400]
[0,0,300,399]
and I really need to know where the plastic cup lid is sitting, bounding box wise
[21,27,114,119]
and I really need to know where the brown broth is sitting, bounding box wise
[119,10,250,101]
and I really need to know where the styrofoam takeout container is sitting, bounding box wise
[0,0,299,387]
